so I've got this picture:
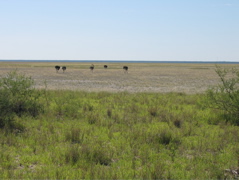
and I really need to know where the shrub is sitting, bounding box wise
[0,71,43,128]
[207,66,239,125]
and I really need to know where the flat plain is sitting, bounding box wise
[0,61,237,93]
[2,61,239,179]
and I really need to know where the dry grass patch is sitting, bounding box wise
[0,61,238,93]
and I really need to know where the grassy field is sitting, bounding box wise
[0,62,239,179]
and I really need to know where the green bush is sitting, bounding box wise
[207,66,239,125]
[0,71,43,128]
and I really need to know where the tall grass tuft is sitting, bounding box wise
[159,130,173,145]
[81,144,112,166]
[174,119,182,128]
[148,107,158,117]
[107,109,112,118]
[65,145,80,165]
[65,127,84,144]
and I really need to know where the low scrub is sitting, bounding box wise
[0,71,43,128]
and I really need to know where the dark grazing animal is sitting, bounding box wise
[104,65,108,69]
[123,66,128,73]
[55,66,60,73]
[62,66,66,73]
[90,64,94,72]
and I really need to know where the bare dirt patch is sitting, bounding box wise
[0,62,236,94]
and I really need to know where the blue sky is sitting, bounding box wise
[0,0,238,61]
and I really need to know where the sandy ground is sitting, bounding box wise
[0,62,236,94]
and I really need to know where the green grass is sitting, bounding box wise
[1,90,239,179]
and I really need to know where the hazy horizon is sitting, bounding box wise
[1,0,239,61]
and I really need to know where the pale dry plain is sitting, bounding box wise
[0,62,237,94]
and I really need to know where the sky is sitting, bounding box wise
[0,0,239,61]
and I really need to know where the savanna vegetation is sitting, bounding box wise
[1,67,239,179]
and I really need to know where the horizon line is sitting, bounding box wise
[0,59,239,62]
[1,59,239,64]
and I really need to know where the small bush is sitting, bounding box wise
[207,66,239,125]
[0,71,44,128]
